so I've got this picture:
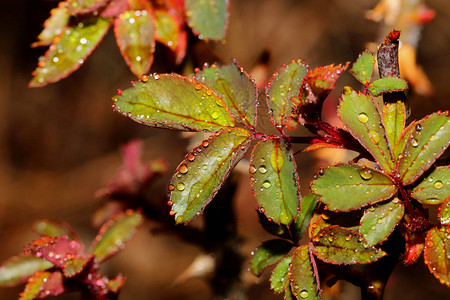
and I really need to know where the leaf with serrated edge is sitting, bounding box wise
[270,257,291,294]
[195,61,258,128]
[113,73,235,132]
[33,220,78,240]
[438,198,450,225]
[114,10,155,77]
[0,255,53,287]
[169,128,253,223]
[311,164,397,211]
[290,194,319,242]
[368,77,408,96]
[394,120,416,159]
[383,101,406,153]
[424,226,450,287]
[411,166,450,205]
[67,0,109,15]
[19,271,64,300]
[266,59,308,130]
[360,198,404,246]
[338,89,395,173]
[289,245,320,300]
[154,9,179,51]
[250,239,293,276]
[250,138,300,225]
[309,211,362,240]
[350,51,374,85]
[313,226,386,264]
[30,18,110,87]
[32,2,69,47]
[398,112,450,185]
[90,210,143,263]
[185,0,228,40]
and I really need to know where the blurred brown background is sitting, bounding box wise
[0,0,449,299]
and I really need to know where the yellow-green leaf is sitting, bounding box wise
[270,256,292,294]
[368,77,408,96]
[169,128,253,223]
[30,18,111,87]
[67,0,109,14]
[0,255,53,287]
[311,164,397,211]
[250,138,300,225]
[250,239,293,276]
[350,51,375,85]
[289,245,320,300]
[113,73,235,132]
[397,111,450,185]
[382,101,407,154]
[185,0,229,40]
[114,10,155,77]
[32,2,70,47]
[411,166,450,205]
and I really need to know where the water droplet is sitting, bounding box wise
[206,89,213,96]
[211,112,219,119]
[259,207,265,213]
[369,130,380,144]
[263,180,271,188]
[358,113,369,123]
[318,168,325,175]
[216,156,222,161]
[153,74,160,80]
[179,164,188,174]
[429,135,436,141]
[335,184,340,189]
[249,165,257,174]
[259,165,267,173]
[202,140,209,148]
[177,183,185,191]
[187,153,195,161]
[194,83,202,90]
[168,184,175,191]
[167,200,173,205]
[299,290,309,298]
[215,99,225,107]
[328,236,334,242]
[415,124,422,131]
[411,138,419,147]
[360,168,373,180]
[169,210,175,215]
[202,164,208,170]
[434,181,444,189]
[345,235,352,241]
[141,74,149,82]
[116,89,123,95]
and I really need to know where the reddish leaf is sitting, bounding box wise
[114,9,156,77]
[424,226,450,286]
[100,0,130,18]
[402,231,425,266]
[154,9,179,51]
[301,141,344,153]
[19,271,64,300]
[32,2,70,47]
[305,63,348,100]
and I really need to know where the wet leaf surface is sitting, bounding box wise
[360,198,404,246]
[113,73,235,131]
[0,255,53,287]
[411,166,450,205]
[368,77,408,96]
[114,10,155,77]
[289,245,320,300]
[250,239,293,276]
[250,138,300,225]
[154,9,179,51]
[382,101,407,153]
[195,61,258,128]
[290,194,319,242]
[350,51,375,85]
[311,164,397,211]
[394,121,417,159]
[338,89,395,173]
[185,0,229,40]
[313,226,386,264]
[266,59,308,130]
[67,0,109,15]
[90,210,143,262]
[32,2,70,47]
[398,111,450,185]
[438,198,450,225]
[30,18,111,87]
[424,226,450,287]
[270,256,291,294]
[169,128,253,223]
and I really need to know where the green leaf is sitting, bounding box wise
[250,239,293,276]
[398,111,450,185]
[289,245,320,300]
[0,255,53,287]
[250,138,301,225]
[394,120,417,159]
[338,89,395,173]
[114,10,155,77]
[32,2,70,47]
[360,198,404,246]
[266,59,308,130]
[19,271,53,300]
[113,73,235,132]
[32,220,77,240]
[67,0,109,14]
[169,128,253,223]
[62,257,87,277]
[270,256,292,294]
[290,194,319,242]
[438,198,450,225]
[195,61,258,128]
[313,226,387,264]
[30,17,111,87]
[411,166,450,205]
[309,211,362,239]
[185,0,229,40]
[350,51,375,85]
[424,226,450,287]
[382,101,407,153]
[154,9,179,51]
[311,164,397,211]
[368,77,408,96]
[90,210,143,262]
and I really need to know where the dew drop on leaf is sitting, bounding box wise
[359,168,373,180]
[176,183,185,191]
[299,290,309,299]
[201,164,208,170]
[141,74,149,82]
[263,180,271,188]
[259,165,267,174]
[358,113,369,123]
[202,140,209,148]
[318,168,325,175]
[434,181,444,189]
[187,153,195,162]
[249,165,257,174]
[411,138,419,147]
[415,124,422,131]
[169,210,175,215]
[211,112,219,119]
[429,135,436,141]
[368,130,381,144]
[168,184,175,191]
[179,164,188,174]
